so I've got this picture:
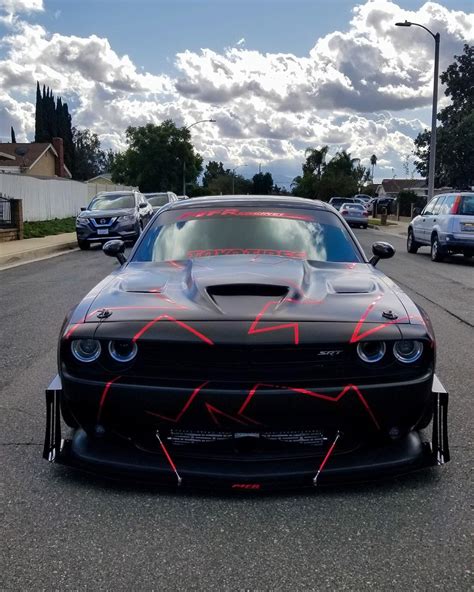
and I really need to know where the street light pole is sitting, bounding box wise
[429,33,440,202]
[395,20,440,201]
[182,119,216,195]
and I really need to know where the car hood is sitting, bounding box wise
[78,208,135,219]
[79,255,416,326]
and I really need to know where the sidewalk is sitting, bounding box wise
[0,232,77,270]
[368,218,410,238]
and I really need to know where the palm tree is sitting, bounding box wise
[370,154,377,182]
[303,146,328,179]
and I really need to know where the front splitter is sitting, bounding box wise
[54,428,433,491]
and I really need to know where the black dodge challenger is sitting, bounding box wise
[44,196,449,489]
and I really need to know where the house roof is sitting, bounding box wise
[87,173,113,182]
[380,179,426,193]
[0,143,53,168]
[0,142,72,178]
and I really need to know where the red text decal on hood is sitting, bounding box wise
[177,209,313,221]
[187,249,307,259]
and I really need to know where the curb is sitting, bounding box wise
[0,239,78,270]
[368,224,408,238]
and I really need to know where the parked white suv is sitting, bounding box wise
[407,192,474,261]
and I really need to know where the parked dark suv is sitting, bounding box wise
[76,191,154,250]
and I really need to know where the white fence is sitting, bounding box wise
[0,172,136,221]
[86,182,137,200]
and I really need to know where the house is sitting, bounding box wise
[0,138,71,178]
[86,173,114,185]
[376,179,427,198]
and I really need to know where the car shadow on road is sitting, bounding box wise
[414,250,474,267]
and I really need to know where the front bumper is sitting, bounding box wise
[76,224,139,243]
[43,375,450,490]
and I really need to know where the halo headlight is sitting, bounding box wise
[108,340,138,363]
[393,340,423,363]
[357,341,386,363]
[71,339,101,363]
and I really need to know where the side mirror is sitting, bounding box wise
[103,240,127,265]
[413,207,421,217]
[80,207,86,211]
[139,202,148,209]
[369,241,395,266]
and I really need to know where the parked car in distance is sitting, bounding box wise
[407,192,474,261]
[328,197,358,211]
[144,192,179,212]
[76,191,154,250]
[340,202,369,228]
[353,194,372,203]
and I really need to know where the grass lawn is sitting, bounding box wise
[368,218,397,226]
[23,217,76,239]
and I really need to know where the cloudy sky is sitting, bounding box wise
[0,0,472,185]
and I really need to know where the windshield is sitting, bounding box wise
[133,206,362,263]
[147,194,169,207]
[344,203,364,210]
[88,192,135,211]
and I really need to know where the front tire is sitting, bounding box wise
[407,229,420,253]
[78,240,90,250]
[431,234,444,262]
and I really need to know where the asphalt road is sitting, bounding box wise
[1,234,473,591]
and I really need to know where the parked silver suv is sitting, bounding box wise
[407,192,474,261]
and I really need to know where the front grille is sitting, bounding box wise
[135,343,351,382]
[168,429,327,447]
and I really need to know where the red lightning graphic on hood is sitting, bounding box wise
[132,315,214,345]
[248,300,300,345]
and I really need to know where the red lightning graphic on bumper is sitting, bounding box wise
[97,376,122,423]
[146,382,209,423]
[239,383,380,430]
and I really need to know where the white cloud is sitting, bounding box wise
[0,0,472,183]
[0,0,43,12]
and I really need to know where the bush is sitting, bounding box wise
[23,217,76,239]
[397,190,425,217]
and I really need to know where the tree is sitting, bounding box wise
[414,44,474,188]
[110,120,203,193]
[252,172,273,194]
[72,128,112,181]
[292,149,370,201]
[10,127,16,143]
[303,146,328,179]
[34,82,75,175]
[370,154,377,181]
[202,161,228,187]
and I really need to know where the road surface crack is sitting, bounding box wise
[0,442,42,446]
[394,278,474,329]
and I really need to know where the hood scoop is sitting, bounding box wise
[206,283,290,316]
[207,284,289,298]
[328,277,378,294]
